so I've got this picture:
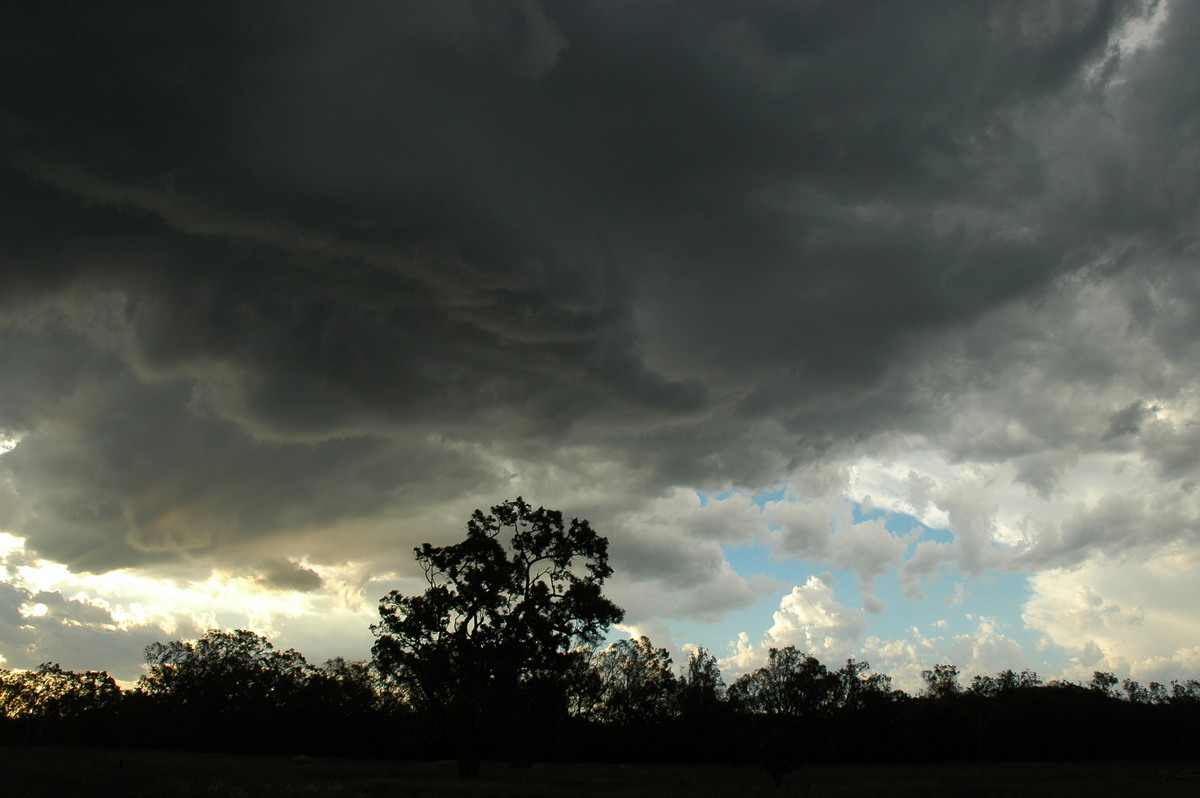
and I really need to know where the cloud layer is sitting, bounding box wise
[2,0,1198,684]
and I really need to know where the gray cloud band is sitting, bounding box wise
[1,0,1195,602]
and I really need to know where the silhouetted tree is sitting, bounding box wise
[138,629,311,751]
[1088,670,1119,698]
[971,674,997,698]
[372,498,623,777]
[1146,681,1170,705]
[921,663,962,699]
[307,657,379,708]
[297,658,399,757]
[560,648,604,718]
[678,646,726,718]
[0,663,119,743]
[971,668,1041,698]
[726,647,837,781]
[1171,679,1200,703]
[832,657,894,710]
[728,646,837,717]
[588,636,678,725]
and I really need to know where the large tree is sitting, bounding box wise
[372,498,623,776]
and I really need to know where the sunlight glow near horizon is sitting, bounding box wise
[0,536,381,672]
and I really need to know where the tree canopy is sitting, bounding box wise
[372,498,624,776]
[588,636,678,725]
[0,663,119,743]
[728,646,838,717]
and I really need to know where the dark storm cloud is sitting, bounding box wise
[1103,400,1153,441]
[255,559,323,593]
[1,0,1190,579]
[0,353,495,572]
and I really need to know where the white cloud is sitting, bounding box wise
[1023,548,1200,682]
[857,616,1032,695]
[722,574,867,678]
[861,626,943,695]
[944,616,1030,679]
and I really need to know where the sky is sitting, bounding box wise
[2,0,1198,694]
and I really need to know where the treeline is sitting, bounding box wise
[4,500,1199,771]
[3,629,1200,766]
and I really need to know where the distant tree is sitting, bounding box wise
[560,648,604,719]
[0,663,119,743]
[305,657,380,713]
[678,646,726,718]
[140,629,310,705]
[1170,679,1200,703]
[833,658,894,710]
[588,636,678,725]
[295,657,397,756]
[1010,668,1042,690]
[970,673,999,698]
[372,498,623,777]
[1122,678,1143,703]
[728,646,837,716]
[725,648,837,784]
[971,668,1041,698]
[1088,671,1119,698]
[1145,681,1169,704]
[139,628,311,750]
[921,664,961,699]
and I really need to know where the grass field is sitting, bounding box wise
[4,747,1198,797]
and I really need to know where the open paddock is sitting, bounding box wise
[4,747,1197,797]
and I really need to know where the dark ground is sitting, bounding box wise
[4,747,1198,797]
